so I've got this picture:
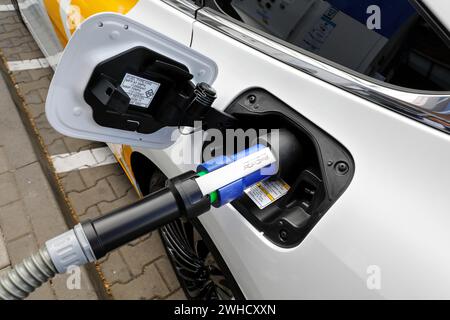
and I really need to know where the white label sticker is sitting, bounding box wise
[245,178,290,209]
[120,73,160,108]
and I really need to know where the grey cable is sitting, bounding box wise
[0,246,57,300]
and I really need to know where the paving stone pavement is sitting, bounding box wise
[0,69,97,300]
[0,4,184,300]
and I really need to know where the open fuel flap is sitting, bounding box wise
[45,13,235,149]
[201,89,354,248]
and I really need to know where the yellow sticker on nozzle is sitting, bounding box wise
[245,178,290,209]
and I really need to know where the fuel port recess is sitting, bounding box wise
[203,88,354,248]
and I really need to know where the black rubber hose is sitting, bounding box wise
[82,171,211,259]
[82,187,182,259]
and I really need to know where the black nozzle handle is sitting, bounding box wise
[81,171,211,259]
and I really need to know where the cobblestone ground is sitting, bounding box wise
[0,66,98,300]
[0,3,184,300]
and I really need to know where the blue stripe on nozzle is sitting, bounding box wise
[197,145,277,207]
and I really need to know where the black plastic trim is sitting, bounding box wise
[224,88,355,248]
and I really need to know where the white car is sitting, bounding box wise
[17,0,450,299]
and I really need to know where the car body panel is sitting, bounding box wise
[22,0,450,298]
[135,19,450,299]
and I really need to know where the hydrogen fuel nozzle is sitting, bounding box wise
[0,145,276,300]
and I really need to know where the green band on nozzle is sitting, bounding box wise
[197,171,219,204]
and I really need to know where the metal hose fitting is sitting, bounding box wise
[0,246,57,300]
